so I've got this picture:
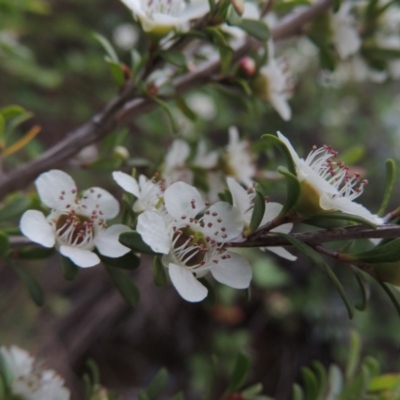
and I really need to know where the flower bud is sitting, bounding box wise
[239,57,257,77]
[113,146,130,160]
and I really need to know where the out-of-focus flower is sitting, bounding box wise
[186,93,217,121]
[331,4,361,60]
[120,0,209,37]
[113,171,164,212]
[0,346,70,400]
[192,141,218,169]
[223,127,256,187]
[277,132,382,224]
[227,177,296,260]
[113,22,140,50]
[20,170,130,267]
[137,182,251,302]
[163,139,193,186]
[253,42,293,121]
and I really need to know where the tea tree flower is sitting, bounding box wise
[277,132,382,224]
[120,0,209,38]
[0,346,70,400]
[137,182,252,302]
[113,171,164,212]
[20,170,130,268]
[227,177,296,261]
[163,139,193,186]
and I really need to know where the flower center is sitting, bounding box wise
[55,212,96,247]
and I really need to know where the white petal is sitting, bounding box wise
[265,246,297,261]
[201,202,243,242]
[260,202,283,226]
[270,93,291,121]
[60,246,100,268]
[168,263,208,302]
[227,177,251,217]
[95,224,131,257]
[211,252,252,289]
[137,211,170,254]
[332,197,381,224]
[35,170,77,209]
[80,187,119,219]
[164,181,205,220]
[20,210,55,248]
[271,222,293,234]
[276,132,302,166]
[112,171,140,197]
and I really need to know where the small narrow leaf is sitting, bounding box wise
[153,256,167,287]
[242,383,263,398]
[99,251,140,270]
[377,281,400,321]
[277,166,300,217]
[152,97,179,134]
[349,238,400,264]
[227,352,251,392]
[106,265,140,306]
[105,58,125,87]
[278,234,355,319]
[369,374,400,392]
[16,247,55,259]
[141,368,168,400]
[312,361,327,400]
[249,188,266,233]
[301,367,318,400]
[292,384,305,400]
[86,359,100,385]
[93,32,119,62]
[14,265,44,306]
[175,97,197,121]
[351,267,368,311]
[261,134,296,175]
[0,232,9,257]
[237,19,270,41]
[378,159,396,216]
[61,256,79,281]
[159,50,187,68]
[346,331,361,381]
[119,231,158,255]
[0,114,4,139]
[303,211,377,229]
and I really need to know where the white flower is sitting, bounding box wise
[277,132,382,224]
[223,127,256,187]
[163,139,193,186]
[113,23,139,50]
[113,171,164,212]
[192,141,218,169]
[331,4,361,60]
[257,41,293,121]
[0,346,70,400]
[120,0,209,37]
[137,182,252,302]
[227,177,297,261]
[20,170,130,268]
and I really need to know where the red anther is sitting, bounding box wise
[217,218,222,223]
[221,227,226,232]
[90,189,94,193]
[212,212,217,216]
[181,215,187,220]
[207,222,213,228]
[214,231,219,236]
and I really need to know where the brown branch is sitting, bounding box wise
[0,0,331,200]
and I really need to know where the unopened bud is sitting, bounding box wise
[239,57,257,77]
[113,146,130,160]
[147,82,158,97]
[231,0,244,15]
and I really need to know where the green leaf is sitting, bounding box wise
[242,383,263,399]
[279,233,355,319]
[351,267,368,311]
[86,359,100,385]
[349,238,400,264]
[152,97,179,134]
[312,361,327,400]
[249,188,266,233]
[340,146,365,165]
[140,368,168,400]
[226,5,243,26]
[61,256,79,281]
[292,384,305,400]
[16,247,55,259]
[0,193,31,222]
[301,367,318,400]
[14,265,44,306]
[227,352,251,392]
[119,231,158,255]
[0,114,4,140]
[106,265,140,306]
[261,134,296,176]
[377,281,400,321]
[303,211,378,229]
[0,104,26,120]
[339,364,369,400]
[237,19,270,42]
[153,256,167,287]
[105,58,125,87]
[93,32,119,62]
[369,374,400,392]
[346,331,361,381]
[0,352,12,393]
[332,0,341,12]
[171,392,185,400]
[363,356,380,378]
[0,232,9,257]
[378,159,396,216]
[159,50,187,68]
[99,251,140,270]
[277,166,301,217]
[175,97,197,121]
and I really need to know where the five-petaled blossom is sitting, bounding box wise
[137,182,252,302]
[227,178,297,261]
[120,0,209,37]
[20,170,130,268]
[277,132,382,224]
[113,171,165,212]
[0,346,70,400]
